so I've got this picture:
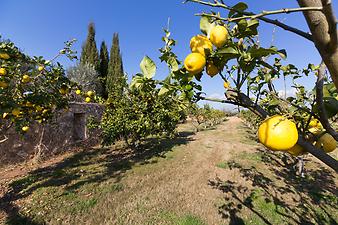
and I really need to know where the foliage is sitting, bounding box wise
[100,68,184,147]
[80,22,99,71]
[189,104,227,131]
[0,37,77,134]
[99,41,109,98]
[67,62,103,95]
[106,33,125,98]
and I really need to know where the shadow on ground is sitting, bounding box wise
[0,131,195,224]
[210,145,338,225]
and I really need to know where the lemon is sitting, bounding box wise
[190,35,213,56]
[0,68,7,76]
[209,25,228,48]
[38,66,44,71]
[87,90,94,97]
[287,144,306,156]
[206,63,219,77]
[0,53,10,60]
[184,53,206,74]
[223,81,230,89]
[22,74,31,83]
[309,119,323,129]
[85,97,91,103]
[12,108,21,117]
[258,115,298,151]
[75,89,82,95]
[315,133,336,153]
[22,126,29,132]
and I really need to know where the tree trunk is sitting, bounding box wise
[297,0,338,88]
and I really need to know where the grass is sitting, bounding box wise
[150,211,207,225]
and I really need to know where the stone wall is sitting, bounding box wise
[0,103,105,166]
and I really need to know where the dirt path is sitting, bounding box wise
[84,117,255,225]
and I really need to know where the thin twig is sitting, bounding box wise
[188,0,314,41]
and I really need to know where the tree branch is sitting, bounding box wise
[188,0,313,41]
[315,61,338,141]
[200,90,338,171]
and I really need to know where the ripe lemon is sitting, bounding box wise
[315,133,336,153]
[223,81,230,89]
[184,53,206,74]
[38,66,44,71]
[287,144,306,156]
[22,126,29,132]
[85,97,91,103]
[0,53,10,60]
[209,25,228,48]
[22,74,31,83]
[206,63,219,77]
[190,35,213,56]
[12,108,21,117]
[75,89,81,95]
[0,81,8,88]
[87,90,94,97]
[258,115,298,151]
[0,68,7,76]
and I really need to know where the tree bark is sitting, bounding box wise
[298,0,338,88]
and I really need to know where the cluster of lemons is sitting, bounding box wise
[183,25,230,88]
[258,115,336,156]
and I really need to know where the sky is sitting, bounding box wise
[1,0,337,110]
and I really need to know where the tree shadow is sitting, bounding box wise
[209,147,338,225]
[0,131,195,224]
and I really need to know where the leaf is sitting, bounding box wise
[229,2,248,18]
[140,56,156,79]
[217,46,239,55]
[200,16,214,36]
[277,49,287,59]
[167,56,179,71]
[237,19,248,32]
[158,86,169,96]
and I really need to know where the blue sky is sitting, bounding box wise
[1,0,337,109]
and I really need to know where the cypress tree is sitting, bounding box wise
[106,33,126,98]
[80,22,99,70]
[99,41,109,98]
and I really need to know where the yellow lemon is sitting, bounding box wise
[223,81,230,89]
[190,35,213,56]
[287,144,306,156]
[38,66,44,71]
[206,63,219,77]
[22,126,29,132]
[209,25,228,48]
[12,108,21,117]
[75,89,82,95]
[0,68,7,76]
[87,90,94,97]
[0,53,10,60]
[184,53,206,75]
[22,74,31,83]
[309,119,323,129]
[315,133,336,153]
[0,81,8,88]
[85,97,91,103]
[258,115,298,151]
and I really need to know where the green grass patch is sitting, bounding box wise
[216,161,229,169]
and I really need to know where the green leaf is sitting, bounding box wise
[167,56,179,71]
[229,2,248,18]
[200,16,214,36]
[217,46,239,55]
[140,56,156,79]
[158,86,169,96]
[237,19,248,32]
[277,49,287,59]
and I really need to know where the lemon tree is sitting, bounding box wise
[0,37,78,138]
[131,1,338,171]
